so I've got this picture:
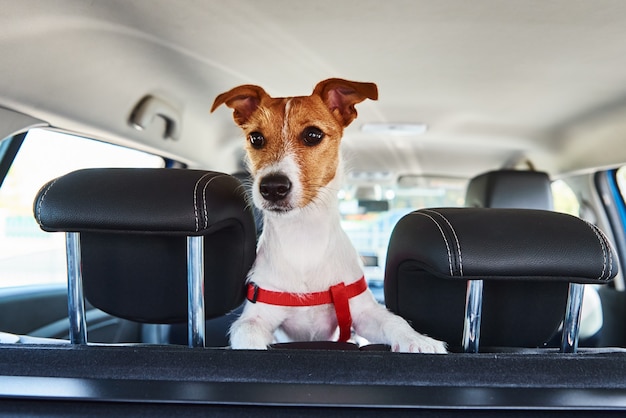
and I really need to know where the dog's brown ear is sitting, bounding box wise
[313,78,378,127]
[210,85,269,126]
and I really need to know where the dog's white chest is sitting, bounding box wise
[278,305,339,342]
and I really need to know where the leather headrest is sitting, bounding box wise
[384,207,617,348]
[33,168,257,323]
[386,208,616,285]
[466,170,553,210]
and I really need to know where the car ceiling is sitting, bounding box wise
[1,0,626,180]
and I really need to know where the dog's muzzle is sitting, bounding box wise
[259,173,291,202]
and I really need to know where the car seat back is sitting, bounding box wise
[34,168,256,347]
[384,208,617,352]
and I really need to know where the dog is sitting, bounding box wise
[211,78,446,353]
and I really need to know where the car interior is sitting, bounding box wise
[2,0,626,415]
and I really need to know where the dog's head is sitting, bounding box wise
[211,78,378,213]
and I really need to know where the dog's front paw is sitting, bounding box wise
[230,336,269,350]
[229,317,273,350]
[391,334,447,354]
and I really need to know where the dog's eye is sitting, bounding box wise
[302,127,324,146]
[248,131,265,149]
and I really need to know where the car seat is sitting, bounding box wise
[384,207,617,353]
[33,168,256,347]
[465,169,603,346]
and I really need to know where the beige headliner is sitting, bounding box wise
[1,0,626,179]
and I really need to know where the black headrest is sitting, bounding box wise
[35,168,251,234]
[385,208,617,349]
[34,168,256,323]
[466,170,553,210]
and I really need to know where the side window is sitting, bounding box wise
[617,166,626,199]
[0,129,164,289]
[339,176,467,302]
[552,179,580,217]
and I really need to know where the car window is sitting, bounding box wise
[552,179,580,217]
[0,129,164,289]
[617,166,626,201]
[339,176,467,302]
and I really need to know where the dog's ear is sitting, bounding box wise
[313,78,378,127]
[210,85,269,126]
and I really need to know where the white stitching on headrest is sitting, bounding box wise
[590,223,613,281]
[597,226,614,280]
[424,209,463,277]
[201,174,229,230]
[193,172,214,232]
[585,221,608,281]
[412,211,454,276]
[35,178,60,228]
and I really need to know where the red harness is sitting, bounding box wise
[246,276,368,342]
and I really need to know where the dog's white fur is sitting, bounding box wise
[212,80,447,353]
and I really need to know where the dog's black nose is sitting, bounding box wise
[259,174,291,202]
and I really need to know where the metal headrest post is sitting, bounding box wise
[187,236,206,348]
[462,279,483,353]
[66,232,87,345]
[560,283,585,353]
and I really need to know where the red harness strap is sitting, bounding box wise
[246,276,367,342]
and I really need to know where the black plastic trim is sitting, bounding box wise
[1,375,626,410]
[2,345,626,411]
[0,132,26,188]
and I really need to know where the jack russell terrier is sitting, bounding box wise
[211,78,447,353]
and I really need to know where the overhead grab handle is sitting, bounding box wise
[129,95,181,141]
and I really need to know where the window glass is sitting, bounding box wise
[0,129,164,288]
[617,166,626,200]
[551,179,580,217]
[339,176,467,302]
